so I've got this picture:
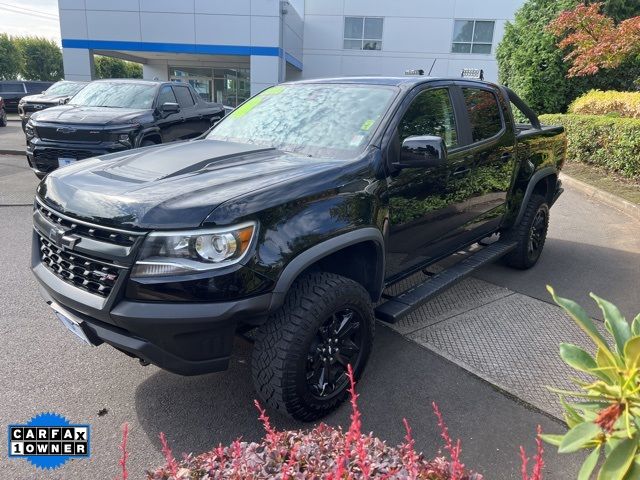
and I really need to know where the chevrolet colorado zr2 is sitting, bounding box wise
[31,76,566,420]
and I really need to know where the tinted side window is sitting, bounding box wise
[26,83,48,93]
[462,88,502,143]
[173,86,195,108]
[157,85,177,106]
[0,83,25,93]
[398,88,458,148]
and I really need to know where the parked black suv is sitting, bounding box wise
[19,80,88,130]
[26,79,225,177]
[32,77,565,420]
[0,80,54,112]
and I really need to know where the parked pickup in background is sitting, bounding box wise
[19,80,88,130]
[31,76,566,421]
[0,80,54,113]
[26,79,225,178]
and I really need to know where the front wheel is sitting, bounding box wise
[503,194,549,269]
[252,272,375,421]
[0,109,7,127]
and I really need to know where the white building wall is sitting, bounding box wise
[58,0,295,94]
[302,0,522,81]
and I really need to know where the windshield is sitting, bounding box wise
[45,81,86,97]
[207,84,397,158]
[69,82,156,109]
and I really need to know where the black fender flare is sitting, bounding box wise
[268,227,386,310]
[513,166,558,227]
[136,127,162,147]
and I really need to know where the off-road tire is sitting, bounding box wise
[252,272,375,421]
[503,194,549,269]
[141,139,158,147]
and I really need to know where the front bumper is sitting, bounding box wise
[34,256,273,375]
[30,206,274,376]
[26,138,130,176]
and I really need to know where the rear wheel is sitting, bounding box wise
[141,139,159,147]
[252,272,374,421]
[0,108,7,127]
[503,194,549,269]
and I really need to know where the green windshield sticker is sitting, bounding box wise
[263,86,285,95]
[361,119,375,131]
[230,96,263,118]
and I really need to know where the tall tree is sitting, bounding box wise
[549,2,640,76]
[497,0,640,114]
[95,56,142,79]
[0,33,22,80]
[597,0,640,22]
[496,0,580,114]
[14,37,63,81]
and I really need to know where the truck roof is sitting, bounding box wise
[292,76,499,88]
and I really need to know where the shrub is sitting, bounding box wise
[543,288,640,479]
[142,365,490,479]
[540,113,640,178]
[569,90,640,118]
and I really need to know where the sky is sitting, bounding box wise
[0,0,60,43]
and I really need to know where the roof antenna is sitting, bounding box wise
[427,58,437,77]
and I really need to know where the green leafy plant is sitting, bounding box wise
[539,113,640,179]
[544,286,640,479]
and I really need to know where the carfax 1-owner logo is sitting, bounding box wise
[8,412,90,470]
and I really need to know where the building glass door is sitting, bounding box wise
[170,66,249,107]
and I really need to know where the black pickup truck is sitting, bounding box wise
[25,79,225,177]
[31,76,565,420]
[18,80,88,130]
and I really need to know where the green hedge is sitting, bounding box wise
[539,113,640,179]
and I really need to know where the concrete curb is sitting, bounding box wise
[0,148,23,156]
[560,172,640,222]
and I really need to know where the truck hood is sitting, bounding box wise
[37,140,340,230]
[30,104,148,125]
[21,93,69,105]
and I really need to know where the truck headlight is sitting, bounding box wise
[25,121,36,140]
[131,222,257,277]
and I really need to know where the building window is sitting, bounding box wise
[452,20,495,54]
[344,17,383,51]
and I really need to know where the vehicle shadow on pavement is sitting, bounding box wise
[134,326,584,479]
[477,237,640,321]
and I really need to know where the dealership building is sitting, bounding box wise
[58,0,523,107]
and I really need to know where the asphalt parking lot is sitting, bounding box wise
[1,152,638,478]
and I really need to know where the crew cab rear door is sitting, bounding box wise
[453,83,516,238]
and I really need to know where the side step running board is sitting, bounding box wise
[375,240,517,323]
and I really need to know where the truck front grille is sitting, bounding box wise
[34,201,145,298]
[32,149,96,173]
[35,203,138,246]
[39,236,120,297]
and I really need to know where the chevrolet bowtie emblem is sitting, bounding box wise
[57,127,77,134]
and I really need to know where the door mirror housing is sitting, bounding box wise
[160,102,180,115]
[395,135,447,169]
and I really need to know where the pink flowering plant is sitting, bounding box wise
[140,365,486,479]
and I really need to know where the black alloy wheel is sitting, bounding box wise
[252,272,375,421]
[528,208,548,262]
[306,308,364,400]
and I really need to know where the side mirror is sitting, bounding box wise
[395,135,447,169]
[160,102,180,115]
